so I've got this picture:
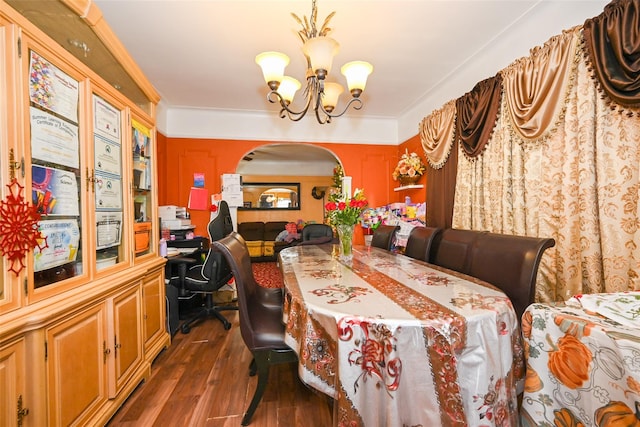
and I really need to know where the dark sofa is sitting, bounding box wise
[237,221,300,262]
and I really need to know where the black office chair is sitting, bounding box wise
[180,201,237,333]
[212,232,296,425]
[371,224,400,251]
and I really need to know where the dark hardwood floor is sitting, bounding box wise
[107,309,333,427]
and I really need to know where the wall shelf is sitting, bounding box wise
[394,184,424,192]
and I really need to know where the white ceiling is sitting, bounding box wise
[93,0,609,147]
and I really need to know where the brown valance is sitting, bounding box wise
[419,100,456,169]
[502,27,581,141]
[455,74,502,159]
[583,0,640,109]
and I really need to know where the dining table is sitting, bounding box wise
[520,293,640,426]
[278,244,525,427]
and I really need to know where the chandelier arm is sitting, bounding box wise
[266,89,313,121]
[319,97,364,119]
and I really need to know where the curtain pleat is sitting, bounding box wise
[455,75,502,159]
[419,100,456,169]
[583,0,640,110]
[502,27,581,141]
[426,142,458,229]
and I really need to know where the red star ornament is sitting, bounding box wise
[0,178,48,275]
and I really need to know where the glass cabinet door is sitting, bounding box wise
[0,18,22,313]
[131,118,155,258]
[26,46,86,294]
[92,94,125,270]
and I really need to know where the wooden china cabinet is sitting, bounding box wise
[0,1,170,425]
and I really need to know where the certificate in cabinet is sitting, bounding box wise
[34,219,80,272]
[96,211,122,250]
[29,51,79,123]
[95,173,122,210]
[95,136,121,176]
[30,107,80,169]
[32,165,79,216]
[93,95,120,142]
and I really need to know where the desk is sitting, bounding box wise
[520,295,640,426]
[279,244,524,426]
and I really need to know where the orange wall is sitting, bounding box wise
[157,134,426,234]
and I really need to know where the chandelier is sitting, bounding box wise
[255,0,373,124]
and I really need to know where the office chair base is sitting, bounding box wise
[180,303,237,333]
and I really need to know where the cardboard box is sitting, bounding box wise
[212,290,236,304]
[162,219,192,229]
[158,205,177,221]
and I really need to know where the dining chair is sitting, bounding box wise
[467,232,556,322]
[299,223,334,245]
[430,228,487,274]
[404,226,442,262]
[212,232,297,426]
[371,224,400,251]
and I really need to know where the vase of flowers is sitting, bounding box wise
[335,223,355,261]
[325,188,368,262]
[392,150,426,184]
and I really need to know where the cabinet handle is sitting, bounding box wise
[114,335,121,358]
[86,168,96,192]
[8,148,23,180]
[17,395,29,426]
[103,341,111,363]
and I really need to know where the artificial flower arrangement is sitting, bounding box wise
[325,188,368,227]
[392,150,426,182]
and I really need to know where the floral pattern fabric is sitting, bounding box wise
[520,299,640,426]
[280,244,523,426]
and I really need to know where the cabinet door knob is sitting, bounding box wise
[17,394,29,426]
[103,341,111,363]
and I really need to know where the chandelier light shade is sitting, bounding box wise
[278,76,302,104]
[341,61,374,97]
[255,0,373,124]
[302,36,339,78]
[255,52,290,91]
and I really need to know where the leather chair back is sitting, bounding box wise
[213,232,288,350]
[371,225,400,250]
[302,223,333,241]
[199,201,233,283]
[467,232,555,322]
[430,228,486,273]
[299,224,334,245]
[404,226,442,262]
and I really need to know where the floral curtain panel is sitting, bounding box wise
[444,0,640,302]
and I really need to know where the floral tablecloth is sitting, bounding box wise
[520,294,640,426]
[279,244,524,426]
